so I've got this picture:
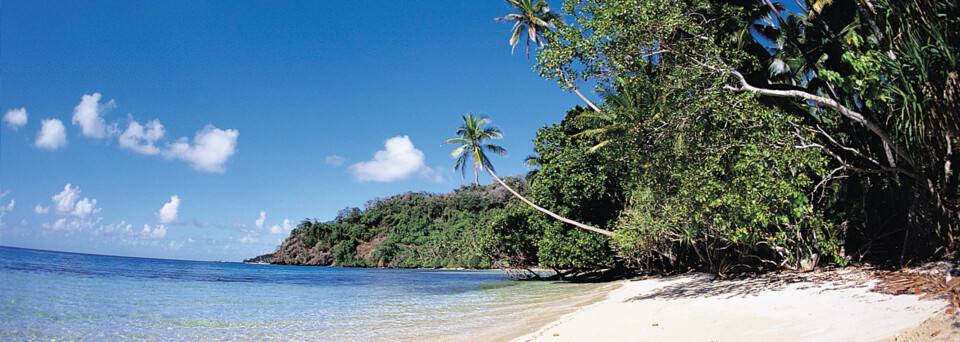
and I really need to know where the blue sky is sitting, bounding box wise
[0,1,592,261]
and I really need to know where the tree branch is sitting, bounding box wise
[723,69,916,169]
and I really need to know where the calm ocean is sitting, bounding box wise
[0,246,611,341]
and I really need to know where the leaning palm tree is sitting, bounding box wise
[496,0,602,113]
[444,113,614,237]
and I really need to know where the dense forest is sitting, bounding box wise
[258,0,958,276]
[268,178,538,269]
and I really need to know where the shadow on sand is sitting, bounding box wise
[627,272,868,302]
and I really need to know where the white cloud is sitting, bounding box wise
[72,93,117,139]
[119,117,165,155]
[0,199,13,216]
[143,224,167,238]
[52,185,80,214]
[50,218,68,230]
[34,204,50,214]
[44,217,101,231]
[256,210,266,229]
[163,124,239,173]
[155,195,179,224]
[51,184,100,218]
[239,234,259,244]
[325,155,347,167]
[349,135,437,182]
[73,198,98,218]
[35,119,68,150]
[98,221,133,234]
[4,108,27,131]
[268,218,292,235]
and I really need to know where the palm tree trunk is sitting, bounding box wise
[486,168,615,237]
[565,75,603,113]
[548,62,602,113]
[538,41,603,114]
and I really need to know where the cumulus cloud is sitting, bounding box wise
[325,155,347,167]
[35,119,68,150]
[50,218,69,231]
[143,224,167,238]
[163,124,239,173]
[269,218,292,235]
[51,184,100,218]
[256,210,266,229]
[349,136,439,182]
[155,195,179,224]
[73,198,99,218]
[119,117,165,155]
[72,93,117,139]
[4,108,27,131]
[34,204,50,214]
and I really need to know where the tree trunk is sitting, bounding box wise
[486,168,615,237]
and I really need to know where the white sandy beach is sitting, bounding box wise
[514,272,956,342]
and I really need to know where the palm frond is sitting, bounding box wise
[509,22,524,50]
[484,144,508,156]
[449,144,470,158]
[443,137,469,145]
[587,140,613,154]
[572,128,609,138]
[445,113,507,184]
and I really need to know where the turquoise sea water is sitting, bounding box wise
[0,246,610,341]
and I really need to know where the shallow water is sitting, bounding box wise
[0,246,611,341]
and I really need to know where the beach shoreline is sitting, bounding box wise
[509,270,956,342]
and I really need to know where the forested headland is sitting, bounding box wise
[252,0,958,277]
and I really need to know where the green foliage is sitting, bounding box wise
[273,183,538,269]
[537,221,614,269]
[742,0,960,260]
[531,0,848,272]
[611,87,840,270]
[525,107,631,269]
[479,202,541,268]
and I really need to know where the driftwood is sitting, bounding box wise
[503,268,546,280]
[502,267,637,282]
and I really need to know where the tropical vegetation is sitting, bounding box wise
[263,0,958,277]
